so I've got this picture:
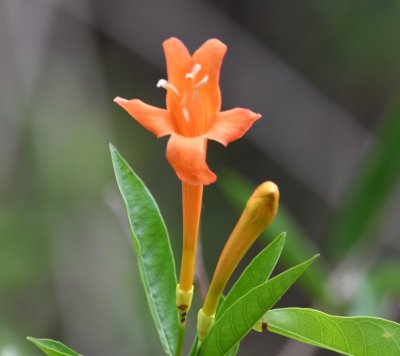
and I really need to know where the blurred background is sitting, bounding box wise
[1,0,400,355]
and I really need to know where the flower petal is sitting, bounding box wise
[163,37,193,89]
[166,134,216,185]
[193,39,227,118]
[114,97,174,138]
[162,38,193,126]
[206,108,261,146]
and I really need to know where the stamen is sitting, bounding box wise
[182,107,190,122]
[156,79,168,88]
[185,63,202,79]
[195,75,208,89]
[156,79,179,96]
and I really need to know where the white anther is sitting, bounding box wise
[185,63,202,79]
[156,79,168,88]
[156,79,179,96]
[195,75,208,89]
[182,107,190,122]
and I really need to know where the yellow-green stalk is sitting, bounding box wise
[197,181,279,340]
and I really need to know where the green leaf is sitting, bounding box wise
[266,308,400,355]
[212,232,286,356]
[27,337,80,356]
[225,343,240,355]
[219,170,330,303]
[217,232,286,319]
[198,255,318,355]
[190,336,239,356]
[330,100,400,257]
[110,144,178,356]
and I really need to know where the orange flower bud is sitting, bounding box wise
[198,181,279,339]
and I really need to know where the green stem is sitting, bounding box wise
[176,322,186,356]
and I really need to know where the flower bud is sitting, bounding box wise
[198,181,279,339]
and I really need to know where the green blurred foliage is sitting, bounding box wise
[329,101,400,257]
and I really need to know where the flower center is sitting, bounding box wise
[185,63,202,79]
[157,63,209,135]
[185,64,209,91]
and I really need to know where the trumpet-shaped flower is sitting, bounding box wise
[114,37,261,186]
[114,38,262,324]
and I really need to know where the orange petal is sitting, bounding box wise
[163,38,193,120]
[193,39,227,117]
[114,97,174,138]
[206,108,261,146]
[166,134,216,185]
[163,37,193,89]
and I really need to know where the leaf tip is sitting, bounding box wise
[26,337,40,348]
[307,254,320,265]
[109,142,117,153]
[109,144,122,169]
[272,232,286,250]
[278,231,287,241]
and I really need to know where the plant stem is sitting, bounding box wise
[176,322,186,356]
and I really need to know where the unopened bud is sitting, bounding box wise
[243,181,279,229]
[199,181,279,337]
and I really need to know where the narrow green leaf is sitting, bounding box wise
[27,337,80,356]
[267,308,400,355]
[225,343,240,355]
[190,336,239,356]
[219,170,330,303]
[199,255,318,355]
[330,100,400,257]
[110,144,178,356]
[217,232,286,319]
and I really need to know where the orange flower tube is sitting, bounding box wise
[198,181,279,340]
[114,38,261,322]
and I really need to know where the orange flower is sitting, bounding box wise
[114,38,262,324]
[114,37,261,186]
